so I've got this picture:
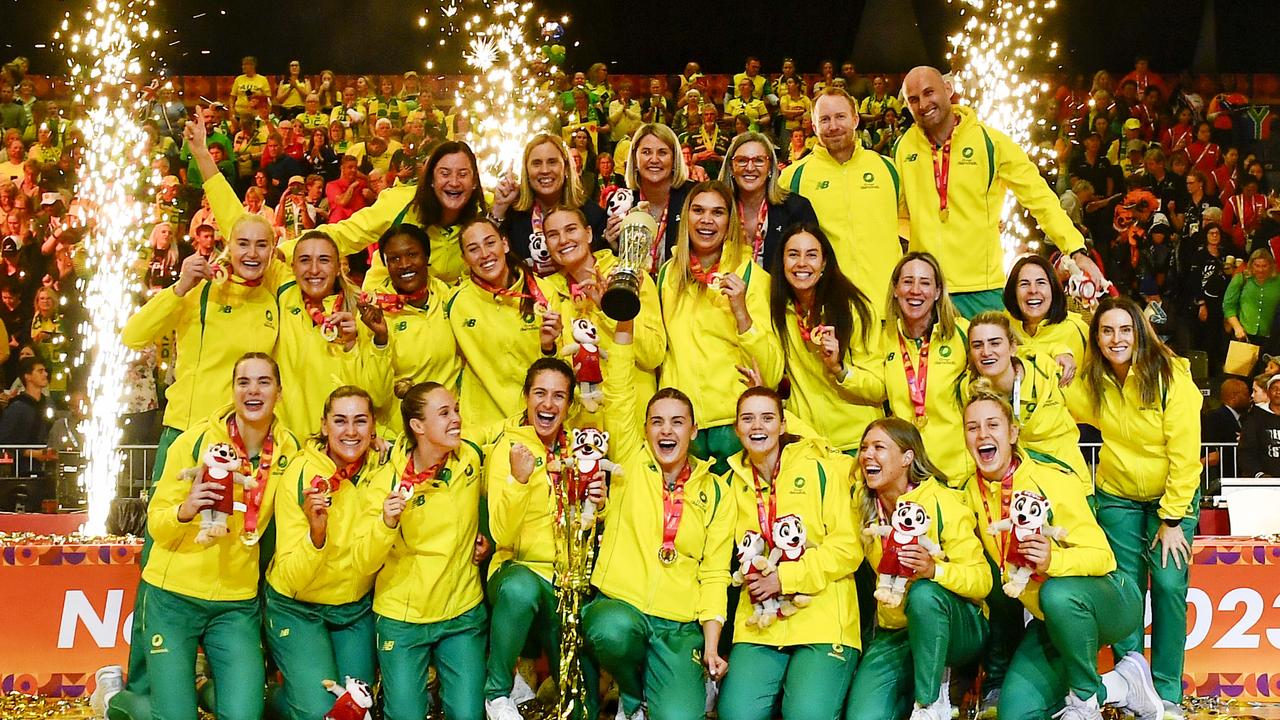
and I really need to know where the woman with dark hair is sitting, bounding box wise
[482,359,605,720]
[768,222,880,453]
[583,321,732,720]
[604,123,694,270]
[1065,296,1200,718]
[1185,121,1220,176]
[356,223,460,435]
[658,181,783,473]
[134,352,304,720]
[716,386,862,720]
[845,417,990,720]
[263,386,397,719]
[488,132,608,275]
[963,388,1162,720]
[369,381,490,720]
[447,218,561,433]
[1182,223,1230,371]
[721,132,818,270]
[303,127,339,181]
[1002,254,1090,382]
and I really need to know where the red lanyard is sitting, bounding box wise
[898,333,930,425]
[658,463,692,565]
[227,416,274,538]
[359,288,427,314]
[303,293,342,341]
[473,271,549,312]
[398,453,442,495]
[977,457,1020,567]
[751,463,779,544]
[931,134,953,221]
[567,264,602,304]
[689,254,719,286]
[793,303,820,343]
[312,456,365,497]
[638,190,669,273]
[739,198,768,263]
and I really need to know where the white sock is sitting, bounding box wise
[1100,670,1128,707]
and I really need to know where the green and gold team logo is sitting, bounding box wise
[794,477,806,489]
[962,147,975,159]
[265,310,274,323]
[699,491,708,504]
[862,172,874,183]
[278,455,289,469]
[151,634,164,648]
[938,345,952,358]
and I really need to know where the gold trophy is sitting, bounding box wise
[601,209,658,321]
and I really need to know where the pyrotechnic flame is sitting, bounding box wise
[55,0,156,535]
[947,0,1059,264]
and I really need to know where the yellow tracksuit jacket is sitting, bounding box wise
[123,281,279,431]
[486,416,589,582]
[546,251,667,427]
[858,479,991,630]
[964,351,1091,490]
[961,452,1115,619]
[1064,358,1201,520]
[360,275,462,436]
[893,106,1085,294]
[593,343,734,623]
[265,444,397,605]
[780,303,884,452]
[1007,311,1090,367]
[657,258,784,429]
[842,318,975,486]
[724,440,864,649]
[144,406,304,601]
[370,437,488,624]
[779,143,903,299]
[446,273,559,433]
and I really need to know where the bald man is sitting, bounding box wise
[894,66,1104,318]
[779,88,902,298]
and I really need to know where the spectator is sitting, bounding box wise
[1202,377,1251,488]
[295,93,328,133]
[0,355,57,476]
[230,55,272,120]
[28,287,66,398]
[398,71,421,104]
[859,75,900,129]
[585,62,613,109]
[640,77,672,126]
[839,60,872,100]
[1224,248,1280,353]
[243,186,274,225]
[329,87,367,140]
[274,60,310,119]
[1060,179,1094,233]
[778,76,811,134]
[673,90,702,135]
[0,83,23,133]
[1173,169,1220,238]
[1162,106,1195,154]
[607,81,642,147]
[275,176,313,240]
[783,127,810,165]
[812,59,836,95]
[189,223,219,260]
[681,104,728,179]
[1209,146,1240,199]
[1186,121,1221,175]
[0,136,24,185]
[325,155,372,223]
[1071,132,1116,199]
[142,222,192,293]
[1106,118,1147,165]
[1222,176,1268,250]
[1144,147,1186,215]
[1239,374,1280,477]
[368,78,410,125]
[730,56,768,100]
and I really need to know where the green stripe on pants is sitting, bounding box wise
[377,603,488,720]
[845,580,988,720]
[263,586,376,720]
[141,582,264,720]
[719,642,859,720]
[582,597,706,719]
[1095,489,1197,704]
[997,573,1143,720]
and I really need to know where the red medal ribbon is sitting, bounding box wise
[793,303,820,343]
[897,333,930,423]
[931,134,953,217]
[659,463,693,562]
[739,197,768,263]
[398,453,442,495]
[303,293,342,339]
[977,457,1020,569]
[312,455,365,496]
[751,463,779,546]
[359,288,428,313]
[689,255,719,286]
[473,270,549,310]
[226,416,275,537]
[638,189,669,274]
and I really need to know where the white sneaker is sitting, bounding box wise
[510,672,536,704]
[1054,692,1103,720]
[1115,652,1162,720]
[1162,700,1185,719]
[485,696,524,720]
[89,665,123,718]
[976,689,1000,719]
[909,698,952,720]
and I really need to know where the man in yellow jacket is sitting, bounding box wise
[780,89,902,299]
[894,67,1105,317]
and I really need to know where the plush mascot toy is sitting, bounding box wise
[322,677,374,720]
[864,500,943,608]
[527,231,555,276]
[178,442,254,545]
[561,317,608,412]
[548,427,621,528]
[769,514,814,616]
[605,187,635,218]
[986,490,1068,598]
[730,530,782,627]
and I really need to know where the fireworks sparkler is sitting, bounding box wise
[55,0,157,534]
[947,0,1059,263]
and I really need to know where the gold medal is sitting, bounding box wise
[914,415,928,429]
[321,320,339,342]
[939,208,950,223]
[658,547,678,565]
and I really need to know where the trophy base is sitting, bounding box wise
[601,286,641,322]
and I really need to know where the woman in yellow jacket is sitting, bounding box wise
[446,218,562,436]
[483,358,606,720]
[716,387,863,720]
[136,353,304,720]
[263,386,397,719]
[1065,296,1201,719]
[367,382,490,720]
[961,390,1162,720]
[1002,254,1090,383]
[767,222,882,453]
[845,417,991,720]
[585,322,733,720]
[964,311,1091,490]
[356,223,461,435]
[541,205,666,421]
[841,252,973,485]
[658,181,784,473]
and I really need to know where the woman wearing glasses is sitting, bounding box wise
[720,132,818,271]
